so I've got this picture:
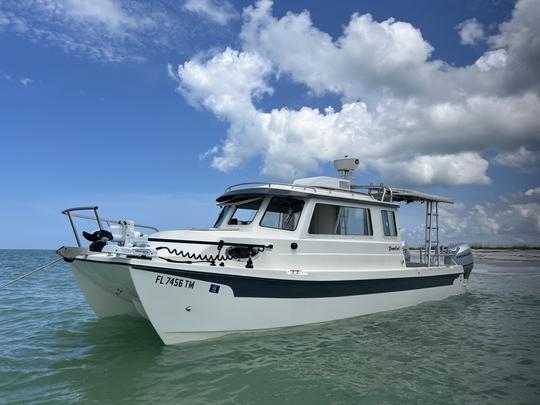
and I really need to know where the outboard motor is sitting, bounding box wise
[402,241,411,264]
[445,244,474,279]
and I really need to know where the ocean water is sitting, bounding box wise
[0,250,539,404]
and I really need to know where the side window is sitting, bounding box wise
[260,197,304,231]
[382,210,398,237]
[336,207,372,236]
[308,203,372,236]
[228,198,263,225]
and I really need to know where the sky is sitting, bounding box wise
[0,0,539,248]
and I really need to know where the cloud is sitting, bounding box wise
[2,70,34,86]
[440,203,500,240]
[198,145,219,160]
[167,62,179,82]
[183,0,239,26]
[1,71,13,81]
[19,77,33,87]
[401,188,540,246]
[488,0,540,94]
[240,3,441,102]
[494,146,540,170]
[178,48,273,170]
[474,49,507,72]
[173,0,540,184]
[374,152,490,186]
[0,0,186,62]
[525,187,540,197]
[62,0,140,31]
[455,18,485,45]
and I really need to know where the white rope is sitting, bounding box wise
[0,257,63,289]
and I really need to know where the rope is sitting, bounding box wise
[0,257,63,289]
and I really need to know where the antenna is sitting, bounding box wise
[333,156,360,179]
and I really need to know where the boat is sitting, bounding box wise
[57,157,474,345]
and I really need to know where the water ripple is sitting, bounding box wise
[1,250,539,404]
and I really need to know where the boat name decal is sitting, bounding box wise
[155,275,195,289]
[388,245,401,251]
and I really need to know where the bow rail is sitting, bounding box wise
[62,206,159,247]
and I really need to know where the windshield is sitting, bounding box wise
[228,198,264,225]
[213,205,232,228]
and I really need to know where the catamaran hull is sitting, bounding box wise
[70,259,149,319]
[70,258,466,345]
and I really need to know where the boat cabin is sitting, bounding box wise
[214,177,400,240]
[210,174,454,271]
[210,177,407,271]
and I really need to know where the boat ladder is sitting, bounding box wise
[424,201,440,267]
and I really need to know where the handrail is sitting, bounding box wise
[61,206,99,214]
[414,247,458,267]
[65,211,160,233]
[351,184,453,204]
[352,184,391,201]
[62,206,159,247]
[149,237,273,249]
[224,182,319,194]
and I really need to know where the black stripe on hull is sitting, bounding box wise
[73,258,462,299]
[134,264,461,299]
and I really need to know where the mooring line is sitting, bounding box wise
[0,257,63,289]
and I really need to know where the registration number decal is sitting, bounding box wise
[155,275,195,289]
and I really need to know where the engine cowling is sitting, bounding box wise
[446,244,474,279]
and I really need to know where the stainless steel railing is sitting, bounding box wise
[62,206,159,247]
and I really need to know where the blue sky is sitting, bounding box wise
[0,0,539,248]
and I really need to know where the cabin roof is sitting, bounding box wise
[216,182,399,207]
[217,179,453,206]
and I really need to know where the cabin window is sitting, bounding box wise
[382,210,398,237]
[308,203,372,236]
[228,198,263,225]
[260,197,304,231]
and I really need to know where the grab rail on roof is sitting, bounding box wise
[351,184,453,204]
[222,182,399,205]
[351,184,393,202]
[225,182,319,194]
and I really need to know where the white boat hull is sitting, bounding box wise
[70,259,148,319]
[69,257,466,345]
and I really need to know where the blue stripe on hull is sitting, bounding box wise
[131,264,462,299]
[73,258,461,299]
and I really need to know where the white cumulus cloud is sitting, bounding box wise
[475,49,507,72]
[494,146,540,170]
[408,188,540,246]
[401,186,540,246]
[456,18,485,46]
[374,153,490,186]
[525,187,540,197]
[173,0,540,184]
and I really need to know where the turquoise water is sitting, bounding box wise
[1,250,539,404]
